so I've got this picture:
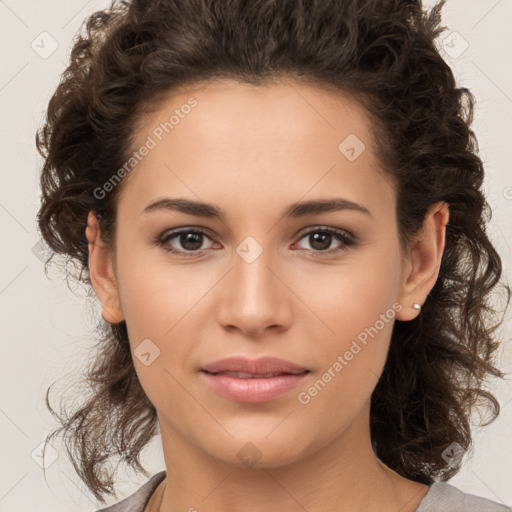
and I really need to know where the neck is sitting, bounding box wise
[154,402,428,512]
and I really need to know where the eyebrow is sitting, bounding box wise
[142,197,372,219]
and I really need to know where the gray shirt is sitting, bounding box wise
[95,470,511,511]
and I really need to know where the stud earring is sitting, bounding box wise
[412,303,421,311]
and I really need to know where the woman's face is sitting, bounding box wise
[88,78,441,469]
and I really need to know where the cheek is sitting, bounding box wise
[115,257,218,400]
[296,301,396,431]
[296,247,401,341]
[294,250,402,406]
[116,251,209,340]
[117,264,199,411]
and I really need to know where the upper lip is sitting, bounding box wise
[201,356,309,375]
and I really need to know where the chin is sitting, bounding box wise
[199,431,312,470]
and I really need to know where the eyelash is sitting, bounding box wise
[155,226,356,258]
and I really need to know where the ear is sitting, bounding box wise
[85,211,125,324]
[395,201,450,321]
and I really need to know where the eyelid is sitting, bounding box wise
[157,227,217,256]
[294,225,355,241]
[156,225,357,257]
[291,226,356,255]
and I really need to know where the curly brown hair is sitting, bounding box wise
[36,0,510,503]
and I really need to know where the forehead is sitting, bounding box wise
[133,78,376,158]
[117,79,396,223]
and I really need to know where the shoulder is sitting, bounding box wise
[94,470,167,512]
[416,482,511,512]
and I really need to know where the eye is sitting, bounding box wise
[157,228,218,257]
[293,227,356,256]
[155,226,356,258]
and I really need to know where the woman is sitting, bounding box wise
[36,0,511,510]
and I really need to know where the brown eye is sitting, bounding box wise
[294,227,355,255]
[158,229,216,256]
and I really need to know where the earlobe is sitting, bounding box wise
[395,201,450,321]
[85,211,125,324]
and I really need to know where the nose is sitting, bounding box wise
[215,241,292,339]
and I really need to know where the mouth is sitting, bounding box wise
[200,355,310,375]
[202,370,308,378]
[199,369,310,403]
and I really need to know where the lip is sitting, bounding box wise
[200,371,310,403]
[201,356,309,375]
[200,356,310,403]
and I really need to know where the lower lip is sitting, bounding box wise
[200,371,309,403]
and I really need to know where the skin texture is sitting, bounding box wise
[85,79,449,512]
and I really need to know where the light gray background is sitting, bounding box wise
[1,0,511,510]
